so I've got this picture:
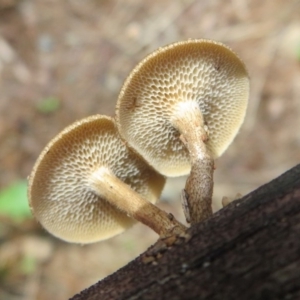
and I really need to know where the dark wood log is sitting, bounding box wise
[71,164,300,300]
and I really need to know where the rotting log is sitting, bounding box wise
[71,164,300,300]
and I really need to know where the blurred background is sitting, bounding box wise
[0,0,299,299]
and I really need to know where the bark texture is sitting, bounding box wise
[71,164,300,300]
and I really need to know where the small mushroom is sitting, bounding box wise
[28,115,186,243]
[116,39,249,224]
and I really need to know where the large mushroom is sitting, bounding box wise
[28,115,186,243]
[116,39,249,224]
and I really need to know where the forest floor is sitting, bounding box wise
[0,0,300,299]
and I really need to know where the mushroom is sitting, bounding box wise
[116,39,249,224]
[28,115,186,243]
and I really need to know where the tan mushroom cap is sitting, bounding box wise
[116,39,249,177]
[28,115,165,243]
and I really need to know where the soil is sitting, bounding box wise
[0,0,299,299]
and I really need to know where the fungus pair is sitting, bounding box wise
[28,39,249,243]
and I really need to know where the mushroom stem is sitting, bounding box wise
[171,101,214,224]
[89,167,187,237]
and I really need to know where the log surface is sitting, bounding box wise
[71,164,300,300]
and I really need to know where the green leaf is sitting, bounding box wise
[20,255,37,275]
[0,180,32,222]
[37,97,60,113]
